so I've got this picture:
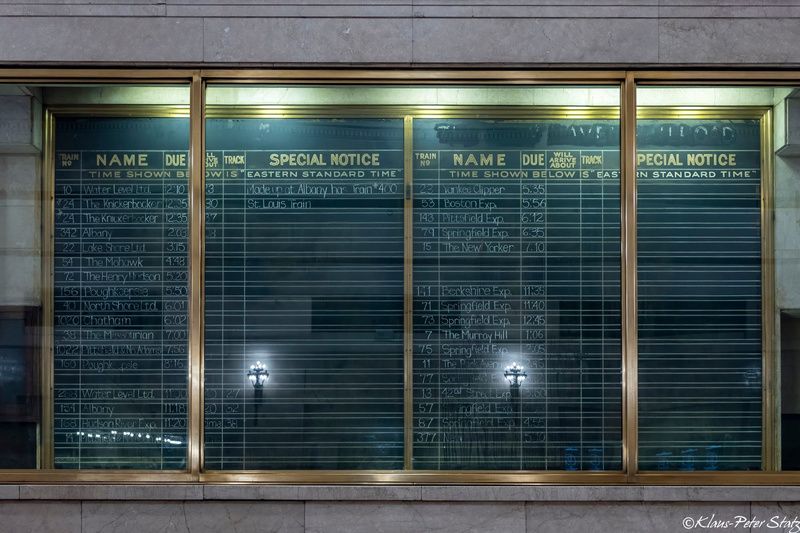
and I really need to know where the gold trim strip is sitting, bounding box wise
[631,471,800,485]
[204,105,621,120]
[621,75,638,478]
[189,74,205,478]
[403,116,414,470]
[199,69,626,83]
[44,103,194,475]
[0,69,194,81]
[198,471,627,484]
[0,471,196,482]
[0,68,798,86]
[41,109,55,470]
[44,105,189,118]
[632,72,800,82]
[637,106,769,120]
[761,109,777,471]
[195,105,779,119]
[203,105,767,121]
[197,469,800,485]
[6,468,800,484]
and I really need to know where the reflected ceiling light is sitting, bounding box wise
[247,361,269,389]
[504,362,527,388]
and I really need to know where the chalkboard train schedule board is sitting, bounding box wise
[637,118,764,471]
[50,110,767,472]
[53,116,189,469]
[412,118,623,470]
[203,118,405,469]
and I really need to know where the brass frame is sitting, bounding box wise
[633,105,775,478]
[403,115,414,470]
[189,74,206,478]
[0,68,795,485]
[33,101,196,482]
[204,105,620,119]
[621,74,637,482]
[200,104,624,484]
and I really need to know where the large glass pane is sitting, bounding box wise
[203,112,405,469]
[0,85,41,468]
[1,84,191,470]
[635,86,799,471]
[412,110,621,471]
[203,85,623,471]
[773,89,800,471]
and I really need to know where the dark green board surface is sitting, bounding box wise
[412,118,622,470]
[53,117,190,469]
[203,118,405,470]
[637,119,762,471]
[51,114,763,471]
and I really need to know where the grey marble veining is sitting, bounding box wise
[0,156,37,192]
[411,17,659,64]
[750,502,800,533]
[0,485,19,500]
[1,203,38,249]
[420,485,645,502]
[642,486,800,502]
[19,484,203,501]
[305,502,526,533]
[5,485,800,532]
[203,483,421,501]
[0,4,165,16]
[167,4,409,18]
[777,255,800,309]
[203,484,302,501]
[526,502,749,533]
[0,251,40,305]
[82,501,304,533]
[0,502,81,533]
[410,4,657,18]
[775,207,800,252]
[1,0,800,64]
[0,17,203,62]
[14,484,800,502]
[81,501,305,533]
[82,502,192,533]
[202,18,412,64]
[775,157,800,210]
[185,502,304,533]
[0,97,37,151]
[659,18,800,64]
[298,485,421,501]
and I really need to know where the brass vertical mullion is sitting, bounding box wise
[761,109,777,472]
[403,115,414,470]
[621,74,638,480]
[188,73,206,478]
[41,109,55,470]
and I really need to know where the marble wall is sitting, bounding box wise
[1,497,800,533]
[775,94,800,420]
[0,90,41,306]
[1,82,800,533]
[775,154,800,312]
[2,1,800,65]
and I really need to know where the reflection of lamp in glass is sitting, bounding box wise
[247,361,269,389]
[504,362,527,388]
[247,361,269,427]
[504,362,527,435]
